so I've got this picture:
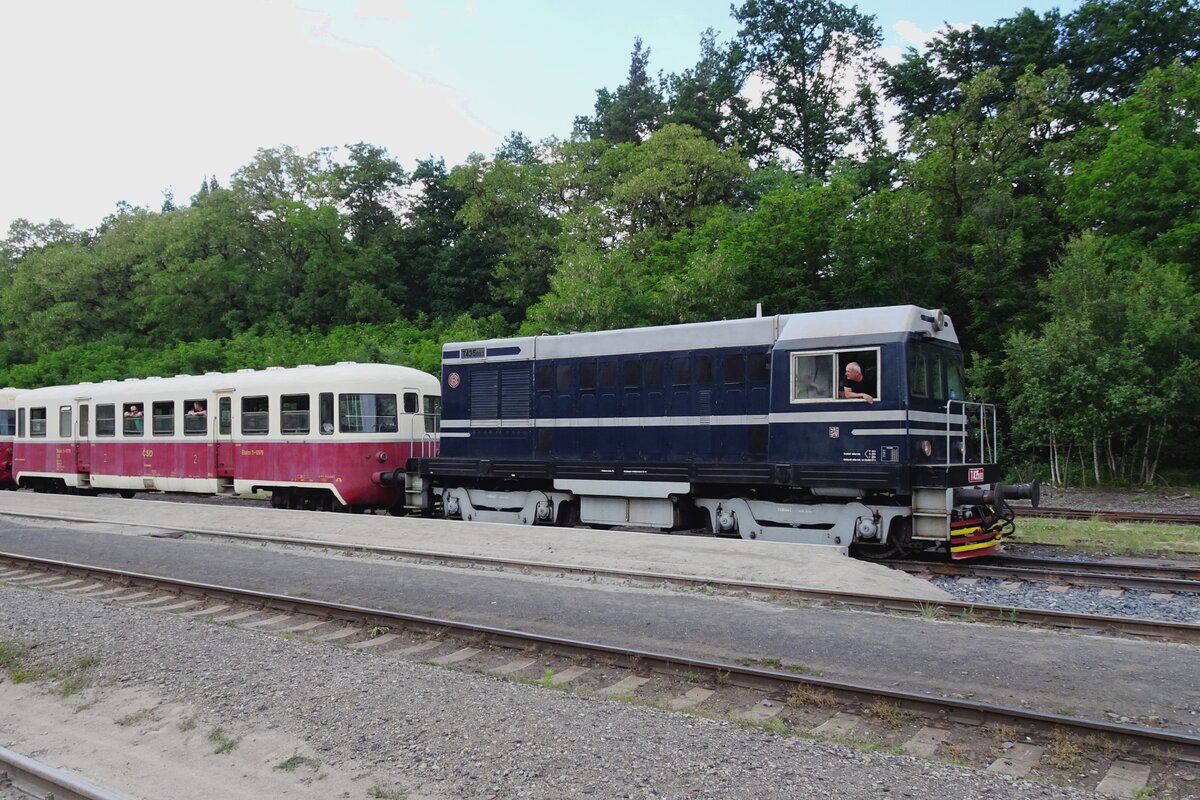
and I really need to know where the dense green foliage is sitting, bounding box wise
[3,0,1198,486]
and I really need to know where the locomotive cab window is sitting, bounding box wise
[95,404,116,437]
[281,394,310,435]
[241,396,269,435]
[791,350,879,403]
[152,401,174,436]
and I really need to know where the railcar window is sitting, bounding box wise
[749,352,769,381]
[281,394,310,435]
[96,405,116,437]
[18,408,25,438]
[579,362,596,391]
[623,360,641,388]
[0,410,14,437]
[723,355,745,384]
[423,395,440,434]
[184,398,207,435]
[791,354,835,401]
[340,393,398,433]
[59,406,72,438]
[219,398,232,435]
[30,407,47,437]
[122,403,143,436]
[152,401,174,436]
[403,392,418,414]
[241,396,269,435]
[319,392,334,435]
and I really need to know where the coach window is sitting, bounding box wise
[404,392,418,414]
[241,396,269,435]
[219,398,232,435]
[319,392,334,434]
[30,407,47,437]
[281,394,310,435]
[152,401,174,436]
[123,403,144,435]
[791,354,835,401]
[340,393,398,433]
[0,408,14,436]
[17,408,25,438]
[95,405,116,437]
[184,399,207,435]
[59,406,72,438]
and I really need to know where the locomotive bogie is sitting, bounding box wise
[12,363,440,510]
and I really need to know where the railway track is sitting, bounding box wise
[1,552,1197,796]
[0,745,124,800]
[893,554,1200,594]
[1018,506,1200,525]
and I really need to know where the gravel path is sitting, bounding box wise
[0,585,1105,800]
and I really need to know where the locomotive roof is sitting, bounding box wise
[444,305,958,362]
[15,362,439,403]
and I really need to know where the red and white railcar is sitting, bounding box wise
[12,363,440,511]
[0,387,21,489]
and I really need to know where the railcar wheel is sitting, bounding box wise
[119,491,136,499]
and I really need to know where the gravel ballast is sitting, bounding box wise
[0,584,1105,800]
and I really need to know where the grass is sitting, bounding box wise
[274,754,321,772]
[786,685,838,709]
[208,727,240,755]
[1017,518,1200,557]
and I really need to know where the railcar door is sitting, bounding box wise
[73,400,90,474]
[214,395,235,477]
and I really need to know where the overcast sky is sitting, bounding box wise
[0,0,1074,234]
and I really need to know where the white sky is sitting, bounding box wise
[0,0,1074,234]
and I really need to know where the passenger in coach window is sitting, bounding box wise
[124,405,143,418]
[841,362,874,403]
[187,401,206,416]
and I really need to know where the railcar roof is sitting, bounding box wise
[444,305,957,362]
[15,362,439,403]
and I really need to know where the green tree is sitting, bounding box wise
[730,0,882,174]
[575,37,666,144]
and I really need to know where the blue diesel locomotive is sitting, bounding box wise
[404,305,1038,559]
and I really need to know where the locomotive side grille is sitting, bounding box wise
[500,368,531,419]
[470,371,499,420]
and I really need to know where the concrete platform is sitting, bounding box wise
[0,492,951,602]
